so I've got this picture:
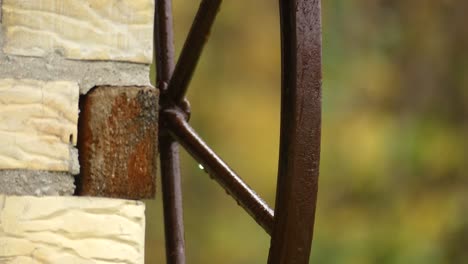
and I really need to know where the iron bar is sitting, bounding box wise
[162,109,275,235]
[166,0,222,104]
[154,1,186,263]
[155,0,175,88]
[267,0,322,263]
[159,139,186,264]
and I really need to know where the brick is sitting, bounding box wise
[0,79,79,172]
[2,0,154,64]
[78,86,158,199]
[0,195,145,264]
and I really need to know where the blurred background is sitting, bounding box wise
[146,0,467,263]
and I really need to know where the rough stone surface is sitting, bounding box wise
[78,86,158,199]
[0,170,74,196]
[2,0,154,64]
[0,27,151,95]
[0,79,79,172]
[0,195,145,264]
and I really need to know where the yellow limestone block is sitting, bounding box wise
[2,0,154,64]
[0,79,79,171]
[0,195,145,264]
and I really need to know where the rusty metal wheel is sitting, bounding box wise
[154,1,322,263]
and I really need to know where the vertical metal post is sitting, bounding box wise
[154,1,186,263]
[268,0,322,263]
[159,139,186,264]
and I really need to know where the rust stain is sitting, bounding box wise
[77,86,158,199]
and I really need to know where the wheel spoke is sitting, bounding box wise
[160,139,186,264]
[166,0,223,104]
[163,108,275,235]
[267,0,322,263]
[155,0,176,88]
[154,1,186,263]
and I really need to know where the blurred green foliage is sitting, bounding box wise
[146,0,467,263]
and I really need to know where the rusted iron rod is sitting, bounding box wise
[159,139,186,264]
[162,108,275,235]
[267,0,322,263]
[154,1,186,263]
[155,0,175,89]
[166,0,222,104]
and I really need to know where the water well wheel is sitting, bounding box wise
[154,1,322,263]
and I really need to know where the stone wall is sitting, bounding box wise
[0,1,156,263]
[0,0,155,195]
[0,195,146,263]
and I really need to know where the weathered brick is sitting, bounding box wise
[78,86,158,199]
[0,79,79,172]
[0,195,145,264]
[2,0,154,63]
